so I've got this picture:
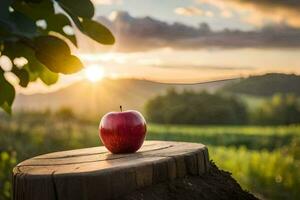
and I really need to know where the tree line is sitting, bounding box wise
[145,89,300,125]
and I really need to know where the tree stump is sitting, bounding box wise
[13,141,209,200]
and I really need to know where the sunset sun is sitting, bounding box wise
[84,66,105,82]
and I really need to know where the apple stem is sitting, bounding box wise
[120,105,122,112]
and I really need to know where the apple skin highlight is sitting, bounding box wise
[99,110,147,154]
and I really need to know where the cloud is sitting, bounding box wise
[78,11,300,52]
[150,64,256,71]
[226,0,300,12]
[174,6,214,17]
[220,10,233,18]
[197,0,300,27]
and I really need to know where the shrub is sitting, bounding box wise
[0,151,17,200]
[145,89,248,125]
[251,94,300,125]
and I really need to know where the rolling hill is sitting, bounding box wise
[14,78,234,117]
[221,73,300,97]
[13,73,300,117]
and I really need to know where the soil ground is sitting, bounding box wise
[120,161,259,200]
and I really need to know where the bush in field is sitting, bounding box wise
[0,151,17,200]
[288,138,300,160]
[251,94,300,125]
[55,107,75,120]
[211,146,300,200]
[145,89,248,125]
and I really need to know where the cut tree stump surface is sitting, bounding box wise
[13,140,209,200]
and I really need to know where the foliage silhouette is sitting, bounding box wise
[0,0,115,113]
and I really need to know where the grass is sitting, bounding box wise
[147,124,300,151]
[210,146,300,200]
[0,113,300,200]
[146,124,300,200]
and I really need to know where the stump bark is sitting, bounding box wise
[13,141,209,200]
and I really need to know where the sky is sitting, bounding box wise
[9,0,300,93]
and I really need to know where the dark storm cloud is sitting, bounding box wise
[93,11,300,52]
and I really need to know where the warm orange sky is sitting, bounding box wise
[4,0,300,94]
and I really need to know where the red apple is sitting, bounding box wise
[99,106,147,154]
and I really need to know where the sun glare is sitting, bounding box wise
[84,66,105,82]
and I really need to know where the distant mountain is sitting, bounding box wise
[14,78,234,117]
[221,73,300,97]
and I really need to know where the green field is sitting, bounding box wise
[147,124,300,199]
[1,113,300,200]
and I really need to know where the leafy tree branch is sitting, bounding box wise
[0,0,115,113]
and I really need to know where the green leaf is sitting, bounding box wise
[0,0,12,20]
[23,64,39,81]
[0,70,15,113]
[3,42,38,82]
[12,0,54,20]
[10,11,38,38]
[3,42,39,75]
[54,4,114,46]
[80,18,115,45]
[34,36,83,74]
[55,3,84,34]
[24,0,44,3]
[1,102,12,114]
[0,7,37,39]
[39,66,59,85]
[57,0,94,18]
[0,0,16,36]
[54,55,83,74]
[35,35,71,55]
[0,25,17,42]
[11,66,30,87]
[3,42,28,58]
[12,1,78,46]
[45,14,77,46]
[3,41,62,84]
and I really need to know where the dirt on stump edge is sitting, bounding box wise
[120,161,259,200]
